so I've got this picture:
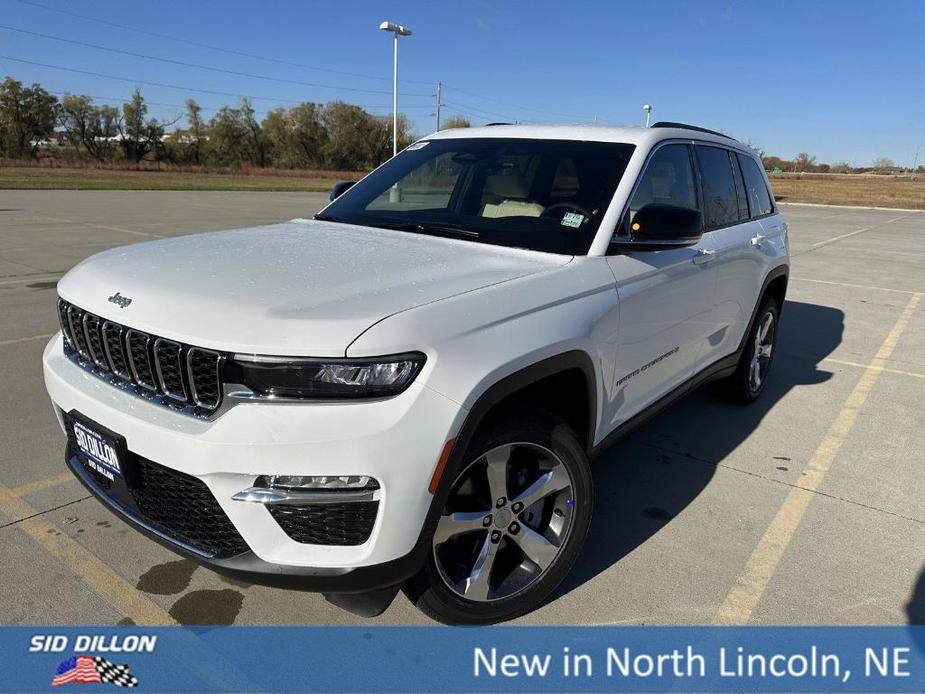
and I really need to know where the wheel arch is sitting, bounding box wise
[457,351,598,457]
[738,264,789,353]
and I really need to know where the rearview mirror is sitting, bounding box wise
[611,203,704,251]
[330,180,357,201]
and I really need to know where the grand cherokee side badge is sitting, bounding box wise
[108,292,132,308]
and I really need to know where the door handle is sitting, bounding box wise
[750,234,767,247]
[692,248,715,265]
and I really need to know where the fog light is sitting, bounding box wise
[257,474,379,491]
[232,474,380,506]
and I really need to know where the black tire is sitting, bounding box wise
[721,297,780,404]
[403,408,592,624]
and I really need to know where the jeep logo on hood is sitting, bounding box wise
[108,292,132,309]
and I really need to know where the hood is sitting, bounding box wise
[57,219,569,355]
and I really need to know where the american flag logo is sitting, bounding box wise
[52,655,139,688]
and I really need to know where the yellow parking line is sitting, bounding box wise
[790,277,921,295]
[714,292,922,624]
[8,472,76,498]
[0,333,54,346]
[823,357,925,380]
[35,215,161,239]
[784,350,925,380]
[0,486,177,624]
[0,274,62,287]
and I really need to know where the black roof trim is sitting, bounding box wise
[651,121,736,141]
[485,122,514,126]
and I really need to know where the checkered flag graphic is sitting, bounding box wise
[93,657,139,688]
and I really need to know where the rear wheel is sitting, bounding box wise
[404,410,592,624]
[721,297,779,404]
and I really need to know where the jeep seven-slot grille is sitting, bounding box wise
[58,299,223,415]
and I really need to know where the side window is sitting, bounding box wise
[729,151,749,220]
[627,144,698,224]
[695,145,740,228]
[737,153,774,217]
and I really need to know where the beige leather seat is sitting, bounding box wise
[481,173,545,218]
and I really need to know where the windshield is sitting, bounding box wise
[320,137,635,255]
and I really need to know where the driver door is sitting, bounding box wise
[603,142,718,431]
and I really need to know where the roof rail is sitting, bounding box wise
[650,121,735,140]
[485,122,514,126]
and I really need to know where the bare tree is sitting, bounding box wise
[185,99,204,165]
[57,94,121,162]
[119,89,172,162]
[240,98,269,167]
[441,115,470,130]
[743,139,765,161]
[872,157,895,173]
[794,152,816,173]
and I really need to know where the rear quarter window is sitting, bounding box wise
[737,152,774,217]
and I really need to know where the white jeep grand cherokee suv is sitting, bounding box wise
[44,122,788,624]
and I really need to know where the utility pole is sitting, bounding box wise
[435,81,442,132]
[913,145,920,173]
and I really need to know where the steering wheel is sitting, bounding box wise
[541,202,594,220]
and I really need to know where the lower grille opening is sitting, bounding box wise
[268,501,378,546]
[67,435,248,559]
[132,457,249,558]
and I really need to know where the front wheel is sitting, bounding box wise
[403,410,592,624]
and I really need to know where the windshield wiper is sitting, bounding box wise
[375,221,480,241]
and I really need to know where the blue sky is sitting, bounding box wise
[3,0,923,166]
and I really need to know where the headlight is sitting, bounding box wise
[229,352,425,399]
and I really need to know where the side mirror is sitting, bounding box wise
[611,203,703,251]
[329,180,357,201]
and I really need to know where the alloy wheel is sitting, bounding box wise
[431,442,575,602]
[749,310,775,393]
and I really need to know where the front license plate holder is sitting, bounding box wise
[66,411,135,489]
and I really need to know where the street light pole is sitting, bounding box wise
[391,31,398,156]
[379,21,412,157]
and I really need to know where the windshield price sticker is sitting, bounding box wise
[561,212,585,228]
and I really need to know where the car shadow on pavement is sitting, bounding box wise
[906,567,925,656]
[906,567,925,625]
[553,299,845,605]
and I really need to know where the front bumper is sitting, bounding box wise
[43,334,464,590]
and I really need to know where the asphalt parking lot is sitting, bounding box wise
[1,190,923,626]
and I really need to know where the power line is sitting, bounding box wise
[440,106,491,124]
[14,1,586,123]
[42,88,429,119]
[11,1,587,124]
[0,24,432,98]
[442,84,586,120]
[44,91,398,118]
[441,100,512,121]
[0,55,438,110]
[13,0,435,86]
